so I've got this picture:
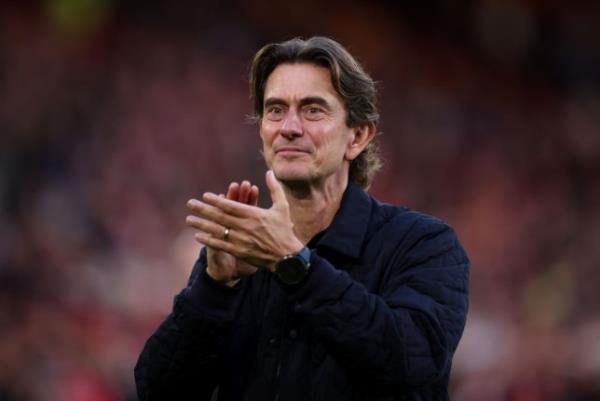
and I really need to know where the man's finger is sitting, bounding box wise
[201,193,256,217]
[248,185,259,206]
[187,198,244,227]
[239,180,251,204]
[194,233,240,256]
[226,182,240,201]
[185,215,233,240]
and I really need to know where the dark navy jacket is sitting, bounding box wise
[135,182,469,401]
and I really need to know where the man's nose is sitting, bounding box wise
[279,110,303,139]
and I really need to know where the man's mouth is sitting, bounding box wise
[275,147,310,155]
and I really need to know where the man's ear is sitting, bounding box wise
[345,122,376,161]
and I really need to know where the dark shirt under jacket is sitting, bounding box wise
[135,182,470,401]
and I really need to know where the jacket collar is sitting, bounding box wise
[313,181,372,259]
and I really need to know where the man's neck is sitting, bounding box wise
[283,174,348,244]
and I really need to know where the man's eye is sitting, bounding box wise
[266,107,284,119]
[305,106,324,120]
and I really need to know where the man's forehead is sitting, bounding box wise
[263,63,339,102]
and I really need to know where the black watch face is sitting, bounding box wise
[276,257,307,285]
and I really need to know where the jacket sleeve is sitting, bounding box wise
[134,249,244,401]
[287,214,469,390]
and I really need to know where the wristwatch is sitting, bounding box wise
[273,246,311,285]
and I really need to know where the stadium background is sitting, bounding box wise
[1,1,599,400]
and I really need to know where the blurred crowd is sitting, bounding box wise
[1,1,599,400]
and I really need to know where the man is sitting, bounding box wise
[135,36,469,401]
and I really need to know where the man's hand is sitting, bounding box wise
[186,171,304,272]
[186,180,259,287]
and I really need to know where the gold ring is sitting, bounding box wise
[223,227,230,241]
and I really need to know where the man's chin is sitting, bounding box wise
[272,167,312,183]
[274,171,309,182]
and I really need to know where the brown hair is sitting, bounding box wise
[250,36,382,189]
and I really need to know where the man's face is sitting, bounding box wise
[260,63,355,185]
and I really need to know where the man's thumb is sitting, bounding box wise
[266,170,285,206]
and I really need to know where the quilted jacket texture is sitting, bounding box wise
[135,182,470,401]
